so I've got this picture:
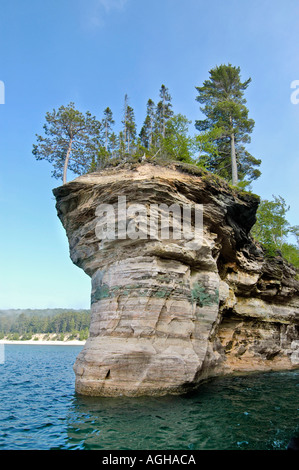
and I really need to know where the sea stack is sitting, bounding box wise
[53,161,299,396]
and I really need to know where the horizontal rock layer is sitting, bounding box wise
[53,162,299,396]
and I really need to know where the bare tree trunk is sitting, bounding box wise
[229,115,238,185]
[63,138,73,185]
[105,122,108,151]
[230,132,238,185]
[123,94,128,153]
[149,116,153,149]
[162,94,165,139]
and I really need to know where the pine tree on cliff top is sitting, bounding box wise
[102,107,115,151]
[33,102,102,184]
[195,64,261,185]
[156,84,173,144]
[139,98,155,150]
[122,94,137,154]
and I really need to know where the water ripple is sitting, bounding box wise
[0,345,298,450]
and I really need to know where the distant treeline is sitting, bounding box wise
[0,308,89,318]
[0,310,91,339]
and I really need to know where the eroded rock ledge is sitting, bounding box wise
[53,162,299,396]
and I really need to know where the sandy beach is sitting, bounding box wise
[0,332,87,346]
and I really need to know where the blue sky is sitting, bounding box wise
[0,0,299,309]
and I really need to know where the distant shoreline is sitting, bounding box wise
[0,339,86,346]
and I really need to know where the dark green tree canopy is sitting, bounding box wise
[195,64,261,185]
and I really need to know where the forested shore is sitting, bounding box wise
[0,309,90,341]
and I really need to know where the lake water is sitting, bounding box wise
[0,344,298,450]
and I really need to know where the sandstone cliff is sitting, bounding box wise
[53,161,299,396]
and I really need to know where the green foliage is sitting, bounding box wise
[138,85,174,156]
[69,330,79,340]
[161,114,194,163]
[21,332,32,341]
[122,94,137,155]
[195,64,261,184]
[96,146,110,169]
[251,195,299,267]
[0,310,91,338]
[79,328,89,341]
[290,225,299,247]
[85,86,172,169]
[33,102,102,183]
[195,63,252,134]
[194,127,223,167]
[156,84,173,140]
[33,75,262,186]
[139,99,156,150]
[235,180,252,190]
[102,107,115,151]
[251,195,290,252]
[280,243,299,269]
[9,333,20,341]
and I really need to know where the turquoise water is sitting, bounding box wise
[0,344,298,450]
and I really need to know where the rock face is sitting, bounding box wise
[53,162,299,396]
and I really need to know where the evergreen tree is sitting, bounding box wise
[195,64,261,185]
[109,132,118,158]
[154,101,164,148]
[162,114,194,163]
[102,107,115,151]
[139,116,150,149]
[153,85,173,150]
[121,94,136,155]
[158,84,173,139]
[118,130,126,159]
[126,105,136,154]
[122,94,129,153]
[140,99,155,150]
[89,155,97,172]
[33,102,102,184]
[96,146,110,169]
[195,127,222,168]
